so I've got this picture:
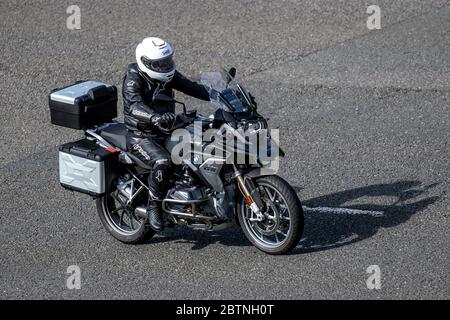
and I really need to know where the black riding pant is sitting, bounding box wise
[126,132,171,200]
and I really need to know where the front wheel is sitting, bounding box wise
[237,175,304,255]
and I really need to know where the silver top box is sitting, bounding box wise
[50,81,112,104]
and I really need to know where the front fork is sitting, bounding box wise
[233,165,265,222]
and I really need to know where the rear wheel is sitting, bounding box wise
[237,175,304,255]
[96,191,155,244]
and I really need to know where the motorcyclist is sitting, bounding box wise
[123,37,210,231]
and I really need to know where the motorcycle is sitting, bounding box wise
[51,68,304,254]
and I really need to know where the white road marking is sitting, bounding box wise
[302,206,384,217]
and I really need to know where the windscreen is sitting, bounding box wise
[200,70,250,113]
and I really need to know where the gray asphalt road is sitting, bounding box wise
[1,0,449,299]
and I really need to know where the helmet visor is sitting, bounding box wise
[142,55,175,73]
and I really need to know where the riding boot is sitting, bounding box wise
[146,163,170,232]
[146,200,164,232]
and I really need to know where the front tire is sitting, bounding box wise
[96,192,155,244]
[237,175,304,255]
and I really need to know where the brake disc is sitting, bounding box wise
[253,200,280,236]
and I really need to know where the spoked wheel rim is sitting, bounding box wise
[241,182,292,249]
[101,191,145,236]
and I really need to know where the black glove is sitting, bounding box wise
[151,112,176,130]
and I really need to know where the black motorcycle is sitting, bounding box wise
[50,68,304,254]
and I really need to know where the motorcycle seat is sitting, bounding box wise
[100,123,128,150]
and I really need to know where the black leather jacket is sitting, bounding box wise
[122,63,210,134]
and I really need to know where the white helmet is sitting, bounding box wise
[136,37,176,82]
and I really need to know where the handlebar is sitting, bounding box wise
[157,111,197,134]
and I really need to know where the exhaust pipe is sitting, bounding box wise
[134,206,147,219]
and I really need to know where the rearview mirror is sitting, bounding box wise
[226,67,236,83]
[153,93,174,104]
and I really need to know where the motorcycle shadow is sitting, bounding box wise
[147,225,248,250]
[147,180,440,254]
[292,180,440,255]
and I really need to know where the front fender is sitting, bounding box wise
[245,167,278,179]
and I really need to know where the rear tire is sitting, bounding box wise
[237,175,304,255]
[96,193,155,244]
